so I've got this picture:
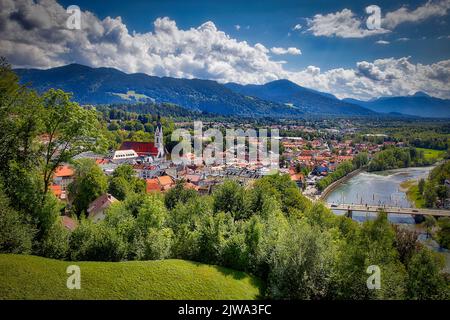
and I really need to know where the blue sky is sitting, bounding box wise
[1,0,450,100]
[58,0,450,71]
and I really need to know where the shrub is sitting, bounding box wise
[0,192,35,254]
[69,220,127,261]
[39,221,70,259]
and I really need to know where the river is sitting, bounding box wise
[324,166,450,272]
[325,166,433,224]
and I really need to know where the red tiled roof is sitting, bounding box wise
[54,165,74,177]
[146,178,161,192]
[158,175,174,187]
[61,216,77,231]
[120,141,158,156]
[184,182,199,191]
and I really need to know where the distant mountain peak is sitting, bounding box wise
[346,92,450,118]
[411,91,430,98]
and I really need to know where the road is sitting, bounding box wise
[326,203,450,217]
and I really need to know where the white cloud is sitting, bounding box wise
[270,47,302,55]
[0,0,449,101]
[396,37,410,41]
[288,57,450,100]
[375,40,390,45]
[307,1,450,39]
[292,24,302,30]
[307,9,389,38]
[234,24,241,30]
[383,0,450,29]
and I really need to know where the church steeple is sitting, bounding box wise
[155,114,164,159]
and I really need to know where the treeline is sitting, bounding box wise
[411,161,450,249]
[368,146,432,172]
[97,103,202,121]
[418,161,450,209]
[316,153,369,191]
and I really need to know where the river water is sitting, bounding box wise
[325,166,433,224]
[324,166,450,271]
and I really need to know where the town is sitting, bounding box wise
[49,115,421,229]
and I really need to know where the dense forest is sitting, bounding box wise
[368,146,433,172]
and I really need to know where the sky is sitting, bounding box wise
[1,0,450,100]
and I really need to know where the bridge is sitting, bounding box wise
[326,203,450,218]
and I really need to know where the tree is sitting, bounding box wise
[418,179,425,195]
[213,180,245,219]
[68,159,108,215]
[108,176,130,200]
[164,179,198,210]
[69,219,127,261]
[393,225,420,264]
[108,164,145,200]
[423,216,436,239]
[267,221,335,299]
[406,248,448,300]
[198,211,234,265]
[135,227,173,260]
[424,183,437,208]
[334,213,407,299]
[0,189,35,254]
[353,152,369,168]
[437,217,450,249]
[0,58,43,176]
[39,220,70,259]
[41,89,105,198]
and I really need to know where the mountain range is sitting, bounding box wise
[343,92,450,118]
[14,64,450,118]
[224,80,375,116]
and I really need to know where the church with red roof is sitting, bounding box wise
[118,115,165,159]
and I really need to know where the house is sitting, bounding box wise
[61,216,77,231]
[145,175,175,193]
[146,178,161,193]
[185,174,202,185]
[184,182,200,191]
[53,165,74,189]
[158,175,175,191]
[87,193,118,223]
[50,184,67,201]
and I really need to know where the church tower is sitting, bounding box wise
[155,114,165,159]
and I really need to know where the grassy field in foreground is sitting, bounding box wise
[0,254,263,300]
[417,148,447,162]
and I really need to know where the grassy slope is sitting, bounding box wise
[0,254,263,300]
[401,180,425,208]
